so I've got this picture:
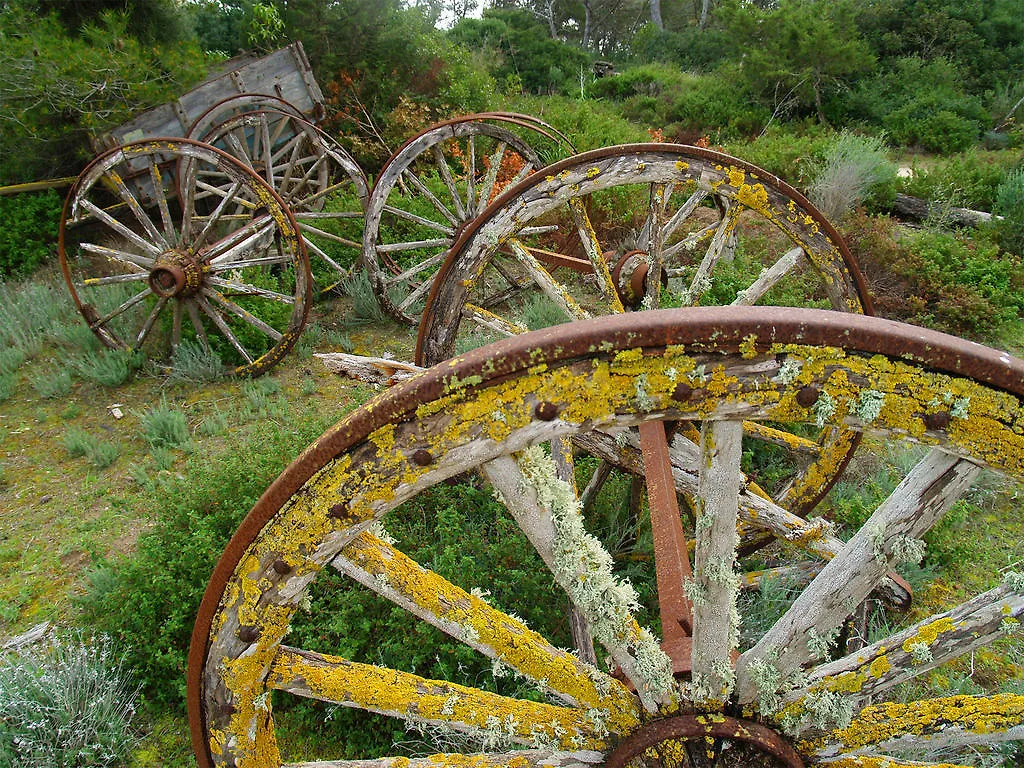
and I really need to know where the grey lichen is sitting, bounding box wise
[813,391,837,428]
[683,578,708,607]
[806,626,840,660]
[775,357,803,385]
[517,446,675,701]
[1003,571,1024,592]
[854,389,885,422]
[951,396,970,419]
[747,655,784,715]
[890,534,926,565]
[907,641,933,664]
[803,688,855,731]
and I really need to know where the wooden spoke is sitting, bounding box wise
[282,751,603,768]
[196,293,254,364]
[742,420,821,455]
[134,296,168,348]
[204,290,286,341]
[147,161,176,243]
[78,242,154,271]
[733,246,805,306]
[462,303,526,337]
[380,204,455,235]
[737,449,981,702]
[377,237,452,253]
[295,222,361,249]
[206,217,278,264]
[430,143,468,220]
[402,167,460,227]
[331,530,629,713]
[105,168,168,250]
[395,272,436,313]
[683,202,743,305]
[506,239,590,321]
[81,271,150,287]
[268,647,605,749]
[90,287,152,329]
[78,199,163,257]
[476,140,508,215]
[171,297,183,349]
[192,181,244,253]
[660,187,708,247]
[689,419,744,708]
[569,197,623,314]
[207,254,295,271]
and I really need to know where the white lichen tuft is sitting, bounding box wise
[253,691,270,712]
[868,523,887,562]
[491,658,509,678]
[806,626,840,660]
[813,391,837,428]
[367,520,398,546]
[634,374,656,411]
[440,695,459,716]
[907,641,933,664]
[890,534,926,565]
[775,357,803,385]
[747,656,783,715]
[517,446,675,700]
[854,389,886,422]
[470,586,492,602]
[951,397,971,419]
[1003,571,1024,592]
[1001,617,1020,635]
[803,688,855,731]
[683,578,708,607]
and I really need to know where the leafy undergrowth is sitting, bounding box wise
[0,281,418,763]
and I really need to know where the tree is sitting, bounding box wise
[719,0,875,124]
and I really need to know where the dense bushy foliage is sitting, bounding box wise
[0,191,61,278]
[0,4,208,183]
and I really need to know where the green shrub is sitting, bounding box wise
[31,369,73,399]
[80,412,349,709]
[0,373,12,404]
[141,396,190,449]
[506,94,647,151]
[0,632,141,768]
[69,349,135,388]
[807,131,896,220]
[840,58,987,154]
[846,212,1024,338]
[62,427,121,470]
[665,65,770,140]
[899,149,1018,212]
[0,191,61,278]
[722,127,834,188]
[995,168,1024,256]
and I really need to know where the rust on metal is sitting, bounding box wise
[605,715,805,768]
[639,421,694,645]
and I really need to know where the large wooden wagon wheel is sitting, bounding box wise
[59,139,311,377]
[189,307,1024,768]
[362,113,575,324]
[417,144,873,519]
[199,109,369,295]
[186,93,310,145]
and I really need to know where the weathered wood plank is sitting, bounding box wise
[736,449,980,704]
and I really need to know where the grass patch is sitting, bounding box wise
[62,427,121,470]
[140,397,190,450]
[31,369,73,399]
[168,340,223,385]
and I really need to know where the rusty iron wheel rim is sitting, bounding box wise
[189,307,1024,768]
[59,138,310,377]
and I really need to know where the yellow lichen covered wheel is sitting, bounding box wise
[189,307,1024,768]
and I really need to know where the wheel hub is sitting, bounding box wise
[605,715,804,768]
[149,250,204,298]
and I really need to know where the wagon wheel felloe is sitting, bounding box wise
[362,114,575,325]
[60,138,311,377]
[190,307,1024,768]
[417,144,874,522]
[199,109,368,295]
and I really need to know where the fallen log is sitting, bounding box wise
[890,192,995,228]
[315,352,423,386]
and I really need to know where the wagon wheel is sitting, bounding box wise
[417,144,873,521]
[189,307,1024,768]
[185,93,309,144]
[362,114,575,324]
[200,109,369,295]
[59,138,311,377]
